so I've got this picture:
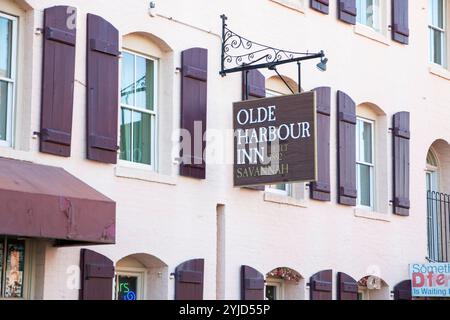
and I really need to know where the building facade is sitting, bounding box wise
[0,0,448,300]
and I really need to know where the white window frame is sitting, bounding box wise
[265,278,284,300]
[0,12,17,148]
[114,267,146,300]
[356,117,375,210]
[429,0,447,67]
[356,0,381,32]
[119,49,158,171]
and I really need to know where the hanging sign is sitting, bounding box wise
[410,263,450,297]
[233,92,317,187]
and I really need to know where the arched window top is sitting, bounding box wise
[427,149,439,168]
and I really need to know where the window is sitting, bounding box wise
[0,237,25,298]
[0,13,17,147]
[356,0,381,31]
[115,270,145,300]
[356,118,375,209]
[429,0,447,66]
[265,279,283,300]
[120,51,157,168]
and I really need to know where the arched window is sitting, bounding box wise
[426,148,439,192]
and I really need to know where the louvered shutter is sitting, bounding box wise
[40,6,77,157]
[393,280,412,300]
[392,0,410,44]
[242,70,266,191]
[79,249,114,300]
[86,14,120,164]
[337,91,357,206]
[180,48,208,179]
[241,265,265,300]
[310,0,329,14]
[337,272,358,300]
[393,112,410,216]
[310,87,331,201]
[338,0,357,24]
[175,259,204,300]
[310,269,332,300]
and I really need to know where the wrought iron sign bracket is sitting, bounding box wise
[220,14,327,92]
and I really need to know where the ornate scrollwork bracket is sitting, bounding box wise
[220,14,326,77]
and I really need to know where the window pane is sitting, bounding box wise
[266,285,277,300]
[0,81,8,141]
[4,239,25,298]
[119,108,132,161]
[432,29,444,65]
[358,164,372,207]
[0,17,12,78]
[135,56,154,111]
[121,52,135,106]
[117,275,138,300]
[132,111,152,165]
[362,121,373,163]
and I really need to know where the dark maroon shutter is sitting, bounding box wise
[310,0,329,14]
[40,6,77,157]
[337,272,358,300]
[337,91,357,206]
[79,249,114,300]
[175,259,204,300]
[393,280,412,300]
[338,0,357,24]
[241,265,265,300]
[180,48,208,179]
[86,14,120,164]
[393,112,410,216]
[392,0,410,44]
[310,87,331,201]
[310,269,332,300]
[242,70,266,191]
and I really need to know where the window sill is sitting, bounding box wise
[353,24,390,46]
[429,64,450,81]
[354,208,391,222]
[264,191,307,208]
[115,165,176,186]
[269,0,305,14]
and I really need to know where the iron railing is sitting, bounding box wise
[427,191,450,262]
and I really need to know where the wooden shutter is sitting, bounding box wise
[337,272,358,300]
[310,0,329,14]
[393,112,410,216]
[180,48,208,179]
[338,0,357,24]
[86,14,120,164]
[392,0,410,44]
[40,6,77,157]
[310,269,332,300]
[337,91,357,206]
[310,87,331,201]
[241,265,265,300]
[79,249,114,300]
[242,70,266,191]
[393,280,412,300]
[175,259,204,300]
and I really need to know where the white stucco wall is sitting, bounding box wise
[0,0,449,299]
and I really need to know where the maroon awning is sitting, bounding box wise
[0,157,115,245]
